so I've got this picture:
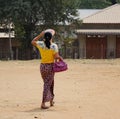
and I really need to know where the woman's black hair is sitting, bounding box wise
[44,32,52,49]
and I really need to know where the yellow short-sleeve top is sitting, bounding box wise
[36,41,58,63]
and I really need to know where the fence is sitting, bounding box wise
[0,51,11,60]
[0,47,119,60]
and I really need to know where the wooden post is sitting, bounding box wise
[8,22,13,60]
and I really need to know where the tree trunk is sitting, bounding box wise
[22,24,34,60]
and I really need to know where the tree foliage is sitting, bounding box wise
[0,0,80,45]
[0,0,81,60]
[79,0,120,9]
[107,0,120,4]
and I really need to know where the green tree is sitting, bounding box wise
[0,0,80,59]
[107,0,120,4]
[79,0,120,9]
[0,0,79,59]
[79,0,111,9]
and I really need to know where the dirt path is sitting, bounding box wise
[0,59,120,119]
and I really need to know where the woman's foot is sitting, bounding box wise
[41,103,49,109]
[50,100,55,106]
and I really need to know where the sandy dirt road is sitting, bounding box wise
[0,59,120,119]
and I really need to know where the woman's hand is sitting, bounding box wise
[31,31,44,46]
[54,52,63,61]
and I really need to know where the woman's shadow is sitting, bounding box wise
[25,107,56,113]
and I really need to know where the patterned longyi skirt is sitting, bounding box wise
[40,63,55,103]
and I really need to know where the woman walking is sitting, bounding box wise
[31,29,62,109]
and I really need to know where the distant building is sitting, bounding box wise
[0,26,20,60]
[58,9,101,59]
[76,4,120,59]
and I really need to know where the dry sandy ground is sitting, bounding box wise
[0,59,120,119]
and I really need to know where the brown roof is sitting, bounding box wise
[83,4,120,24]
[76,29,120,35]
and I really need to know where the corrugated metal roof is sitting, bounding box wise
[77,9,101,19]
[76,29,120,35]
[83,4,120,23]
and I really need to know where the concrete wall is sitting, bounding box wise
[78,34,86,58]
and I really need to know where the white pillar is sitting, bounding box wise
[78,34,86,58]
[107,35,116,58]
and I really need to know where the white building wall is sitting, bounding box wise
[107,35,116,58]
[78,34,86,58]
